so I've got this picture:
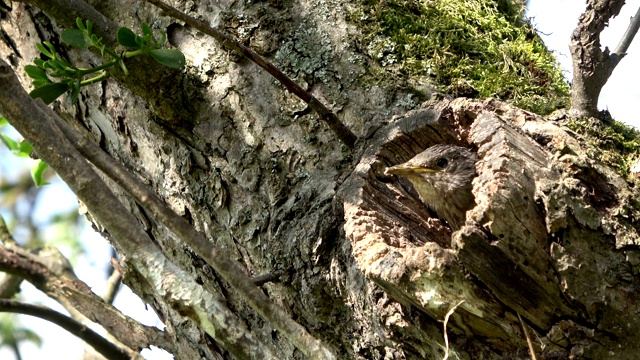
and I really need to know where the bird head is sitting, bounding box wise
[385,144,477,229]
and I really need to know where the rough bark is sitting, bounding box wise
[343,97,640,358]
[1,0,639,359]
[569,0,626,117]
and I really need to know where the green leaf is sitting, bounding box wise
[32,79,52,87]
[90,35,104,50]
[117,27,141,49]
[0,133,19,150]
[149,49,185,69]
[157,30,167,47]
[71,78,80,103]
[33,58,46,69]
[43,42,57,59]
[54,56,72,69]
[141,22,152,37]
[75,17,85,31]
[24,65,48,80]
[31,160,49,187]
[17,140,34,157]
[62,29,92,48]
[89,34,105,52]
[135,35,145,48]
[35,43,53,58]
[29,82,70,104]
[0,116,8,127]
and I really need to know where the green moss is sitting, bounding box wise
[349,0,570,114]
[564,116,640,183]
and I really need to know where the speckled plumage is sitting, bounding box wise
[385,144,477,229]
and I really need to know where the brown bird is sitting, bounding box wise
[385,144,477,229]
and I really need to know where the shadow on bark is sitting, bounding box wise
[340,98,640,358]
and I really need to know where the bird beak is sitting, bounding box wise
[385,165,437,176]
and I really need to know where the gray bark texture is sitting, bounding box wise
[1,0,640,359]
[569,0,625,117]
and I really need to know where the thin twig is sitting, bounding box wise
[250,270,285,286]
[0,216,22,299]
[102,267,122,304]
[518,312,538,360]
[442,300,464,360]
[612,6,640,68]
[0,215,17,246]
[0,298,130,360]
[143,0,357,148]
[0,242,168,356]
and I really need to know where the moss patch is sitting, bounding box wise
[562,116,640,184]
[349,0,570,115]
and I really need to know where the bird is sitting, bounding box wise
[385,144,477,230]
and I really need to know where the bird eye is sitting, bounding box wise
[436,157,448,168]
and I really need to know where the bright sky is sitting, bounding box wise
[1,1,640,359]
[527,0,640,127]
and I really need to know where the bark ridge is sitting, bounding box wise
[341,98,640,358]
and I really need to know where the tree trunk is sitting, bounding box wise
[1,0,639,359]
[569,0,625,118]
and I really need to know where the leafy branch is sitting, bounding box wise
[7,18,186,186]
[0,116,48,186]
[25,18,185,105]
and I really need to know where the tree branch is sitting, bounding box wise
[0,59,334,359]
[102,267,122,304]
[569,0,626,117]
[0,215,17,246]
[47,66,337,360]
[0,243,165,357]
[21,0,198,129]
[0,216,22,299]
[143,0,357,148]
[0,298,130,360]
[611,6,640,68]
